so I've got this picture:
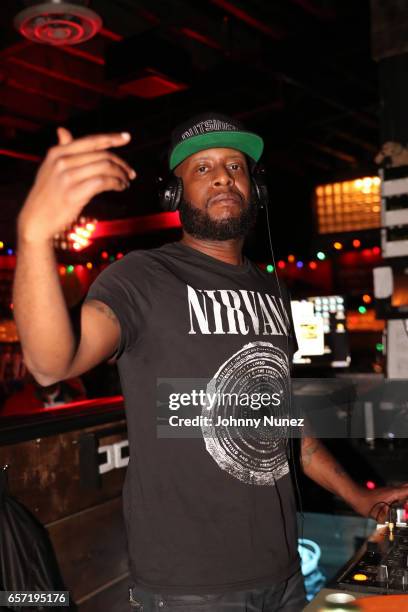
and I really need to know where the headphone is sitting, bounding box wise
[158,161,269,212]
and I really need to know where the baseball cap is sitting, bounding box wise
[168,112,264,170]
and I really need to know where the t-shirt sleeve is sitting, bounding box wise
[84,254,143,360]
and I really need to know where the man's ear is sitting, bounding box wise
[173,164,182,178]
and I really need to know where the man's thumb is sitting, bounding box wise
[57,127,73,146]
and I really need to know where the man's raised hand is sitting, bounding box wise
[17,128,136,243]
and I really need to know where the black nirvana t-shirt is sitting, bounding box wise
[85,241,300,595]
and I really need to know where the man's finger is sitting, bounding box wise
[382,489,408,505]
[54,151,136,180]
[70,175,128,208]
[393,487,408,499]
[63,160,131,187]
[57,127,73,146]
[61,132,131,155]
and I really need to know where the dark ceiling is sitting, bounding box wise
[0,0,381,257]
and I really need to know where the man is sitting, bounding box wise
[13,113,408,611]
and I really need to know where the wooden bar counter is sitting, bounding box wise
[0,397,131,611]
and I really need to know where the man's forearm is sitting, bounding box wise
[300,436,408,520]
[300,436,362,507]
[13,233,76,385]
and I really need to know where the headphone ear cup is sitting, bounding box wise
[173,176,183,211]
[251,178,261,209]
[251,164,268,210]
[158,175,184,212]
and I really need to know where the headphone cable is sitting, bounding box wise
[263,197,305,545]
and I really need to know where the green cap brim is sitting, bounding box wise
[169,131,264,170]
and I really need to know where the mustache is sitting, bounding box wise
[207,190,244,206]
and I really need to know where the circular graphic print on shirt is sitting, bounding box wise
[201,341,290,485]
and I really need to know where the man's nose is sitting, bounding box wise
[213,167,234,187]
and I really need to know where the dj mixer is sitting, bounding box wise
[335,523,408,594]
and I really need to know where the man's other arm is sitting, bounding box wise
[300,436,408,521]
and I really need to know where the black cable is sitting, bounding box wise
[263,194,305,544]
[368,501,392,524]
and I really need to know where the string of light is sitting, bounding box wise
[0,238,382,273]
[264,240,381,274]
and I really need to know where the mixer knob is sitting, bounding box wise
[377,564,388,582]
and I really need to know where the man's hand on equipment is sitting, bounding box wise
[300,437,408,524]
[17,127,136,243]
[348,483,408,523]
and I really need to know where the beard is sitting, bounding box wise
[178,193,258,241]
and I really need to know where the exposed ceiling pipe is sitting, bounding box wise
[8,56,117,96]
[0,40,31,61]
[178,27,222,50]
[326,129,377,154]
[0,148,41,162]
[58,45,105,65]
[99,27,123,42]
[0,116,41,132]
[6,76,93,110]
[280,74,378,130]
[303,139,357,164]
[211,0,286,39]
[58,27,122,64]
[291,0,335,20]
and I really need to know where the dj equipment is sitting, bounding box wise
[158,163,269,212]
[334,521,408,595]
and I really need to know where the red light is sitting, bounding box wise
[101,251,109,260]
[366,481,376,490]
[59,265,66,275]
[0,148,41,162]
[362,248,372,257]
[372,246,381,255]
[353,239,361,248]
[309,261,317,270]
[119,75,187,99]
[116,252,124,259]
[277,260,286,269]
[180,27,222,50]
[100,27,123,41]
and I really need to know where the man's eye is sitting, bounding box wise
[230,163,241,170]
[197,166,207,173]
